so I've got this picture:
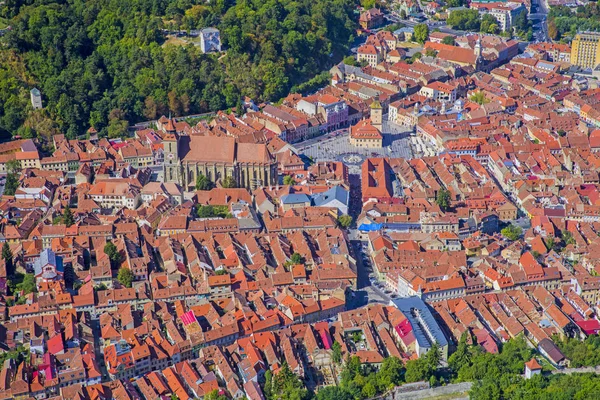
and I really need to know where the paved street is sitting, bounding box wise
[297,117,416,310]
[350,241,393,307]
[298,117,414,170]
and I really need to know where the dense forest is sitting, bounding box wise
[0,0,358,140]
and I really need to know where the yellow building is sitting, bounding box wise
[350,119,383,148]
[571,32,600,69]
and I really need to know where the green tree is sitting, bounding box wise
[197,205,216,218]
[117,267,134,288]
[343,56,357,66]
[332,341,342,364]
[513,10,531,34]
[4,159,21,196]
[407,52,422,64]
[404,358,428,383]
[562,230,576,247]
[340,355,363,386]
[221,176,237,188]
[378,357,404,389]
[554,335,600,367]
[290,252,304,265]
[425,343,441,372]
[448,333,471,374]
[271,362,309,400]
[441,35,456,45]
[405,345,439,383]
[16,274,37,295]
[436,189,451,211]
[283,175,296,185]
[447,9,481,31]
[94,283,108,291]
[469,91,489,105]
[361,382,377,398]
[361,0,376,9]
[205,390,228,400]
[413,24,430,44]
[236,96,245,117]
[264,370,273,398]
[107,118,129,139]
[316,386,354,400]
[104,241,122,268]
[0,0,359,140]
[337,215,353,228]
[480,14,500,34]
[501,224,522,241]
[545,236,556,251]
[2,242,14,277]
[196,174,214,191]
[63,205,75,227]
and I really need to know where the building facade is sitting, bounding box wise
[571,32,600,69]
[163,135,278,191]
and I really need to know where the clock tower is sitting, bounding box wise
[163,132,181,183]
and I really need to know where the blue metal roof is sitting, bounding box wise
[392,296,448,349]
[34,249,64,276]
[312,185,349,207]
[280,193,311,204]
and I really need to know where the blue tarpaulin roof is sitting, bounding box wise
[359,223,382,231]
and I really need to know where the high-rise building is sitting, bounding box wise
[571,32,600,69]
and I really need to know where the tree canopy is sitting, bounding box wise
[501,224,522,241]
[117,267,134,288]
[265,362,310,400]
[63,205,75,227]
[547,5,600,40]
[104,241,122,267]
[2,242,14,277]
[0,0,358,139]
[435,189,451,211]
[447,9,481,31]
[413,24,429,44]
[196,173,214,191]
[4,159,21,196]
[441,35,455,45]
[337,214,353,228]
[283,175,296,185]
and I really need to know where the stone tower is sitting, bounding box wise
[370,97,383,131]
[163,132,180,184]
[474,37,483,69]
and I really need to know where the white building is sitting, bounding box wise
[487,2,526,32]
[87,180,141,210]
[200,28,222,53]
[418,81,457,102]
[30,88,43,109]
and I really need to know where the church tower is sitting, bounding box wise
[370,96,383,131]
[163,132,180,184]
[474,37,483,69]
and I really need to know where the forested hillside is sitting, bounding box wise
[0,0,358,140]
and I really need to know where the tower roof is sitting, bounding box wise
[370,98,382,109]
